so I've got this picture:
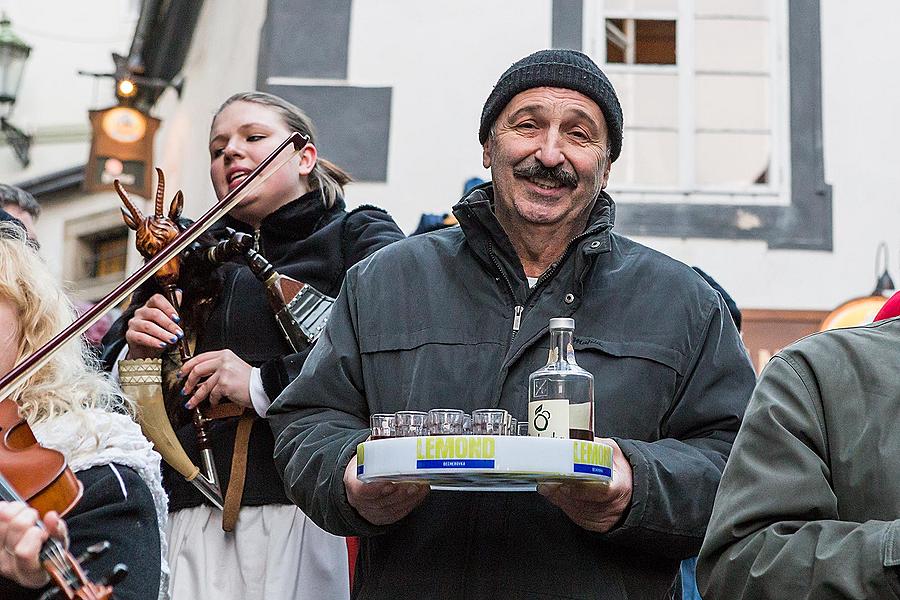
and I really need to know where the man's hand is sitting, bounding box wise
[538,438,633,533]
[181,349,253,410]
[343,454,429,526]
[0,503,68,589]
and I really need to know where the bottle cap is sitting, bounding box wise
[548,317,575,330]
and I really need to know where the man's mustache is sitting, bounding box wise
[513,161,578,188]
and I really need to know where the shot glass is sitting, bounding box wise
[426,408,465,435]
[516,420,529,436]
[462,414,473,434]
[472,409,509,435]
[508,417,518,436]
[394,410,428,437]
[370,413,395,440]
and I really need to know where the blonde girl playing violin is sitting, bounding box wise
[0,221,168,600]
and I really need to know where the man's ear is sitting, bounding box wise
[482,139,492,169]
[298,144,318,177]
[600,159,612,190]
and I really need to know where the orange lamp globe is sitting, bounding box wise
[818,296,888,332]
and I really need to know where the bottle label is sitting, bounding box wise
[528,399,569,438]
[569,402,592,431]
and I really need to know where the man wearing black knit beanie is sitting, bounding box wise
[271,49,755,600]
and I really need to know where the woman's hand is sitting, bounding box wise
[124,292,184,359]
[180,349,253,410]
[0,503,68,589]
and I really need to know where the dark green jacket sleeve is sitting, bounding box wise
[604,295,756,558]
[696,354,900,599]
[268,269,387,537]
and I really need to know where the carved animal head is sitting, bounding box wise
[116,168,184,287]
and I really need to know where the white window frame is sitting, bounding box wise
[582,0,791,207]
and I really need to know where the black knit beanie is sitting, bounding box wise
[479,49,623,162]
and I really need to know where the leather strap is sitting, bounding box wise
[222,412,254,532]
[203,402,245,420]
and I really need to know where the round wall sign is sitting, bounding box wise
[101,107,147,143]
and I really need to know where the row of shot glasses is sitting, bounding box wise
[371,408,529,438]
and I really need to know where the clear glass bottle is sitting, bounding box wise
[527,318,594,440]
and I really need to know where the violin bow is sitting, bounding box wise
[0,132,309,403]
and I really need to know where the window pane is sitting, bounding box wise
[94,236,128,277]
[613,130,679,186]
[605,0,679,12]
[695,18,768,72]
[605,19,676,65]
[696,132,770,186]
[80,227,128,279]
[607,19,627,63]
[609,72,678,130]
[695,74,769,131]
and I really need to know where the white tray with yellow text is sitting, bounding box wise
[356,435,613,491]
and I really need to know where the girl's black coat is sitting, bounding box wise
[101,190,404,510]
[0,464,162,600]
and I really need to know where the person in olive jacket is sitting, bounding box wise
[697,317,900,599]
[268,49,756,599]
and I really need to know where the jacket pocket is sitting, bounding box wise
[573,337,686,375]
[359,327,506,414]
[568,337,682,440]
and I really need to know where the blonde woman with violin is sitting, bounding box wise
[0,221,167,600]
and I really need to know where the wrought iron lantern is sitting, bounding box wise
[0,14,32,167]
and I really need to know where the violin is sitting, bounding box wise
[0,400,82,519]
[0,400,127,599]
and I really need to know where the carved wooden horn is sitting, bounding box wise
[114,180,144,231]
[154,167,166,219]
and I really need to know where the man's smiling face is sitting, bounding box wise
[483,87,611,229]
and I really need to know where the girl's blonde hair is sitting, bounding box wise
[0,222,132,423]
[213,91,352,209]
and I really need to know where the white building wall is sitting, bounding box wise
[4,0,899,313]
[644,0,900,310]
[0,0,137,280]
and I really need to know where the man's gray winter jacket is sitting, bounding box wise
[269,185,756,599]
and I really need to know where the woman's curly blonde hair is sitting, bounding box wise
[0,222,132,424]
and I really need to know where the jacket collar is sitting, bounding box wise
[216,188,346,243]
[452,182,615,276]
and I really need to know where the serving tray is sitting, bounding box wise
[356,435,613,492]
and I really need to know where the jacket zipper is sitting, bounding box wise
[489,244,524,339]
[512,305,523,334]
[490,225,606,340]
